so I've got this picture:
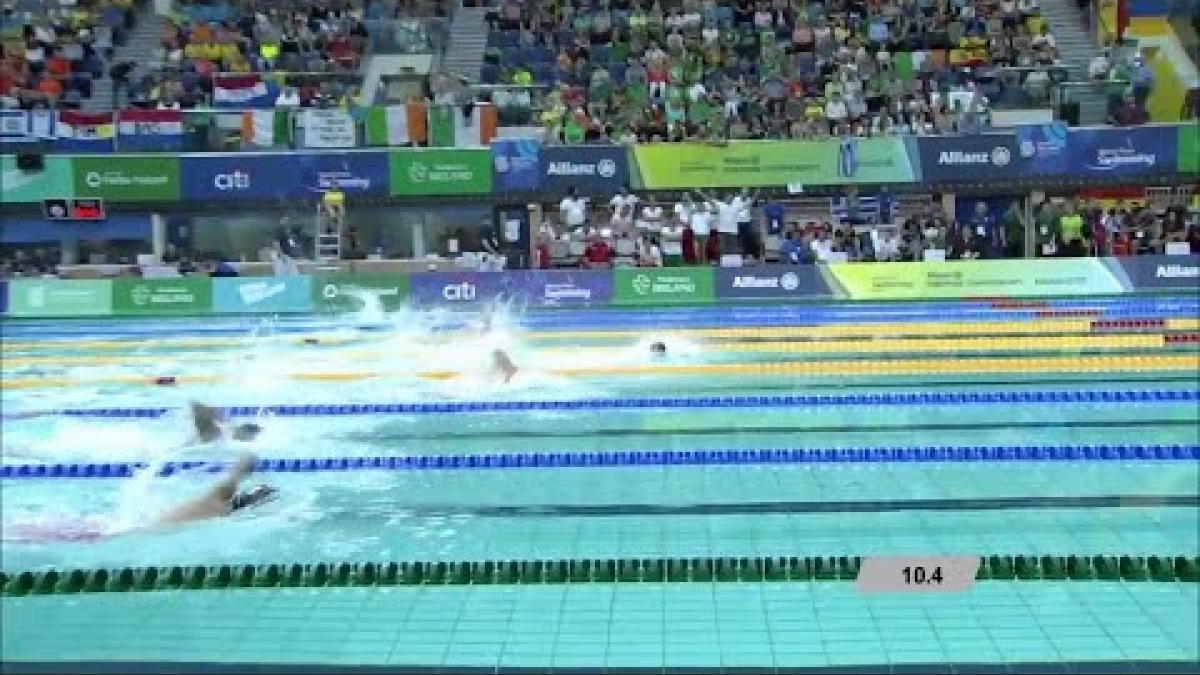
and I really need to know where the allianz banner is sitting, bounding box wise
[409,270,612,307]
[715,266,830,299]
[1111,255,1199,291]
[917,126,1068,181]
[180,152,389,201]
[540,146,630,195]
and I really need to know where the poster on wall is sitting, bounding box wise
[300,110,356,149]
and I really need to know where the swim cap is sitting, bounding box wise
[232,423,263,441]
[231,484,277,511]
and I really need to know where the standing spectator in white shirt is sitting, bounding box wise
[608,185,640,231]
[559,187,590,231]
[674,192,696,227]
[689,202,714,264]
[702,191,744,260]
[637,196,664,232]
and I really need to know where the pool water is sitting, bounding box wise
[2,298,1198,671]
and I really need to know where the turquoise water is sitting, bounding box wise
[2,300,1199,668]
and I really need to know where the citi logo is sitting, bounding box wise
[442,282,476,301]
[213,170,251,190]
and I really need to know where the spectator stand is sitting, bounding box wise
[1,0,135,110]
[475,0,1083,142]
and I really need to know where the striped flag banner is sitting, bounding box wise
[55,111,114,152]
[0,110,56,146]
[363,103,427,146]
[240,109,292,148]
[213,74,278,108]
[117,109,184,150]
[427,103,498,148]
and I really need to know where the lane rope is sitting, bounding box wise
[4,554,1197,595]
[5,388,1196,420]
[3,355,1199,389]
[3,444,1196,479]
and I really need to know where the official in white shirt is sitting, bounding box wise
[689,203,714,264]
[608,185,640,231]
[559,187,590,230]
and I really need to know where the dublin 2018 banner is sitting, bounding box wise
[409,270,611,307]
[632,139,914,189]
[180,152,389,201]
[212,276,313,313]
[1068,127,1177,177]
[491,138,541,192]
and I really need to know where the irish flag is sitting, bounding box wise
[427,103,497,148]
[364,103,427,146]
[213,74,277,108]
[55,110,114,151]
[241,109,292,147]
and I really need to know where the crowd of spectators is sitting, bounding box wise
[481,0,1080,143]
[531,189,1200,269]
[0,0,134,109]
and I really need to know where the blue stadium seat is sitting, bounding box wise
[480,63,501,84]
[532,63,556,86]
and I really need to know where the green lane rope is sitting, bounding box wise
[2,555,1196,596]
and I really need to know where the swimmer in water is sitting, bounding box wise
[5,455,276,543]
[492,349,518,383]
[155,454,277,527]
[189,402,263,444]
[650,341,667,357]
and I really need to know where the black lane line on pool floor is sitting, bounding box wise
[341,494,1200,519]
[341,419,1199,443]
[3,660,1198,674]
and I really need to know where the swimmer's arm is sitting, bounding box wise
[204,455,257,503]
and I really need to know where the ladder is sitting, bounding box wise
[315,199,342,262]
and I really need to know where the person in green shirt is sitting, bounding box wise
[1001,200,1026,258]
[1058,207,1086,257]
[1034,202,1061,257]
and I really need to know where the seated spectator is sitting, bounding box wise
[581,235,612,269]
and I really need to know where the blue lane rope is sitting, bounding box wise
[2,444,1196,480]
[4,389,1196,420]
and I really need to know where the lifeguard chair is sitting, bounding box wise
[316,188,345,262]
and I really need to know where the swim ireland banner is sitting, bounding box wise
[612,268,715,305]
[826,259,1127,300]
[632,139,915,189]
[112,278,212,315]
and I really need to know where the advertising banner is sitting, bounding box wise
[408,270,613,307]
[1111,255,1199,291]
[73,155,180,201]
[112,278,212,315]
[632,138,915,189]
[180,152,389,201]
[0,280,6,315]
[213,276,313,313]
[312,274,409,313]
[1067,127,1177,177]
[1179,124,1198,174]
[612,268,715,305]
[491,138,541,192]
[6,279,113,317]
[540,145,630,195]
[918,126,1067,181]
[389,149,492,196]
[715,265,830,299]
[300,109,356,148]
[827,259,1126,300]
[0,154,74,203]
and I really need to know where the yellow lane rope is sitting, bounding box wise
[2,334,1184,369]
[3,355,1195,389]
[5,318,1198,352]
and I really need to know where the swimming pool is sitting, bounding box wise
[2,297,1198,672]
